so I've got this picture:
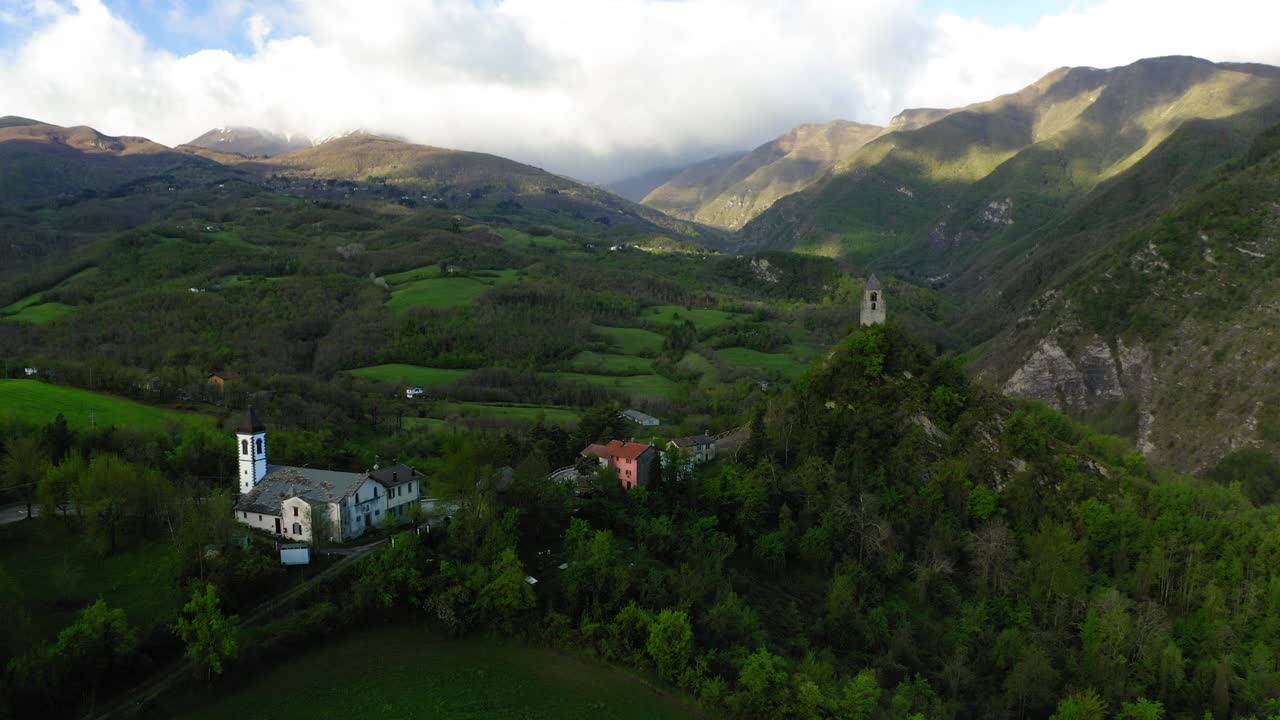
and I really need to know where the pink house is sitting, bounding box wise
[580,440,656,489]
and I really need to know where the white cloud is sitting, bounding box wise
[0,0,1278,182]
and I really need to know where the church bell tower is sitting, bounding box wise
[237,407,268,494]
[860,273,886,326]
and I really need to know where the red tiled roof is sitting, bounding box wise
[580,440,652,461]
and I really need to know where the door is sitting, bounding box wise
[274,517,281,534]
[364,513,372,528]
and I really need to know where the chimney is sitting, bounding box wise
[393,471,399,482]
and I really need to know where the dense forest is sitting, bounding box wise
[3,324,1278,719]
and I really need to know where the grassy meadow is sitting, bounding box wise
[593,325,664,355]
[0,518,183,639]
[643,305,740,330]
[385,269,519,314]
[548,372,681,401]
[348,364,471,387]
[716,347,810,379]
[170,625,701,720]
[0,380,210,429]
[409,401,581,426]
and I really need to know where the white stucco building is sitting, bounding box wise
[232,409,422,543]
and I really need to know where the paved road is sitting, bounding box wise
[0,503,36,525]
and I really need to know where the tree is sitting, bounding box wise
[646,609,693,681]
[2,435,48,519]
[735,646,790,716]
[39,453,84,521]
[1049,689,1108,720]
[172,582,239,680]
[48,599,139,701]
[71,454,156,554]
[307,501,332,548]
[477,548,535,631]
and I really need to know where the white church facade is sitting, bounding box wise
[232,408,422,544]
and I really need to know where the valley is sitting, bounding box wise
[2,52,1280,720]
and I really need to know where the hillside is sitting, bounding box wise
[0,116,230,209]
[975,123,1280,473]
[186,127,314,157]
[740,56,1280,271]
[642,120,883,230]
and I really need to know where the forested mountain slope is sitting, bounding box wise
[975,124,1280,473]
[739,56,1280,273]
[643,120,883,230]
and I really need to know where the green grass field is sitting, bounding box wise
[348,364,470,387]
[0,518,183,639]
[0,380,211,429]
[717,347,810,379]
[1,301,74,324]
[409,402,581,426]
[171,625,701,720]
[386,270,518,314]
[593,325,665,356]
[569,352,655,375]
[643,305,740,330]
[548,372,681,400]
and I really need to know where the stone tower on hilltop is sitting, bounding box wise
[860,273,885,326]
[237,407,268,494]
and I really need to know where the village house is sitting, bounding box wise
[667,433,716,464]
[580,440,657,490]
[232,409,420,543]
[207,370,241,392]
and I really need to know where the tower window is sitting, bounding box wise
[870,292,877,303]
[871,302,877,310]
[256,438,263,455]
[241,439,248,455]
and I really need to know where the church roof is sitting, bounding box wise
[238,407,266,434]
[234,465,378,515]
[865,273,882,292]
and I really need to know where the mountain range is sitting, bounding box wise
[3,54,1280,474]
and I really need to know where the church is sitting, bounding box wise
[232,408,422,544]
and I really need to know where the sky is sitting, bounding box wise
[0,0,1278,183]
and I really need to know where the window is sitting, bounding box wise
[354,491,359,504]
[293,506,298,517]
[375,509,381,516]
[258,514,262,521]
[256,438,263,455]
[241,439,248,455]
[293,523,302,535]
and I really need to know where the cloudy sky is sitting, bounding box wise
[1,0,1278,183]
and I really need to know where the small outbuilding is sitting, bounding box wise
[280,543,311,566]
[618,409,660,427]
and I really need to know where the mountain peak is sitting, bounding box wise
[187,127,314,157]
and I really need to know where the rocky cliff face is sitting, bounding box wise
[991,292,1280,474]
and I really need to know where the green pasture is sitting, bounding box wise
[1,301,74,324]
[593,325,664,355]
[0,380,210,429]
[412,402,581,426]
[716,347,810,379]
[385,270,518,314]
[0,518,183,640]
[643,305,740,330]
[348,364,470,388]
[548,372,681,400]
[171,624,700,720]
[569,352,655,375]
